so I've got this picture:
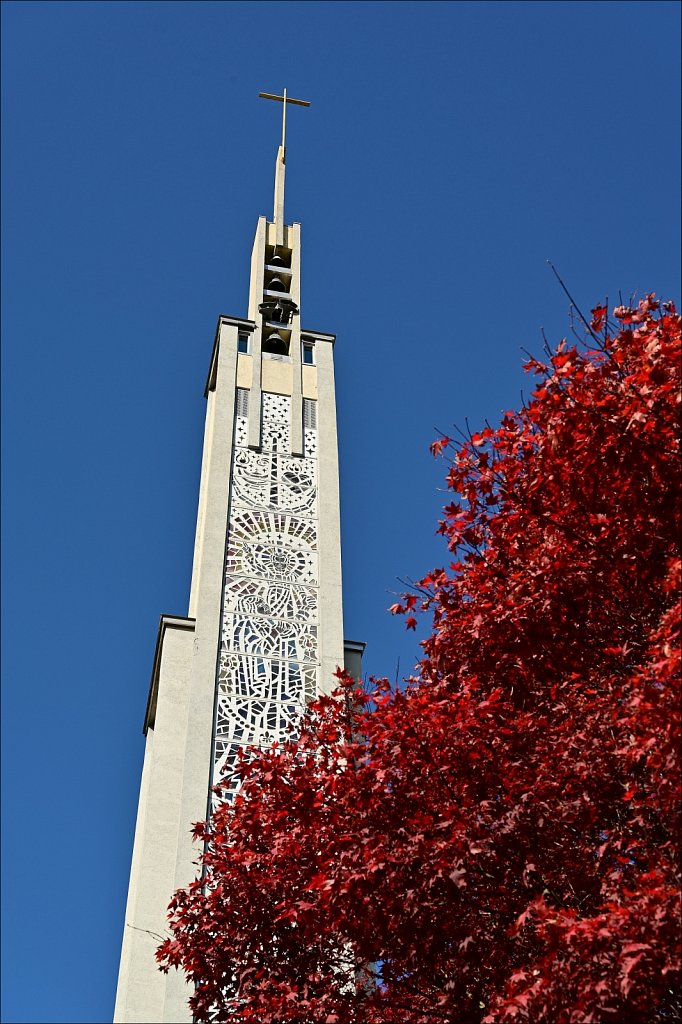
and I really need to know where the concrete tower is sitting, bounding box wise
[114,93,363,1024]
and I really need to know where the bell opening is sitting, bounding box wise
[262,331,290,356]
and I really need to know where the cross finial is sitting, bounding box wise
[259,89,311,155]
[259,89,311,238]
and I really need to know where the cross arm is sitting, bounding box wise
[258,92,311,107]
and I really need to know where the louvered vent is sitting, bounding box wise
[236,388,249,418]
[303,398,317,430]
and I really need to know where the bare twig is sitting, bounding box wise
[126,923,167,943]
[546,260,605,349]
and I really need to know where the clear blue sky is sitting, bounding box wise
[1,2,679,1021]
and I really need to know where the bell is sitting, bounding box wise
[268,276,286,293]
[266,332,288,355]
[269,252,285,267]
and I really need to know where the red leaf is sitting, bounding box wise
[430,435,451,457]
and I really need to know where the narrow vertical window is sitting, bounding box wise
[238,334,250,354]
[303,398,317,430]
[302,341,315,365]
[236,388,249,418]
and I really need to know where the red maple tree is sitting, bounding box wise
[159,295,681,1023]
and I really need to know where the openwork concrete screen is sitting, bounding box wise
[211,389,318,802]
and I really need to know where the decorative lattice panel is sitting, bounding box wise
[217,655,316,704]
[261,392,291,454]
[210,388,319,799]
[222,615,318,663]
[234,415,249,448]
[304,427,318,459]
[222,577,317,622]
[215,692,304,745]
[229,507,317,549]
[212,741,258,803]
[232,449,317,515]
[226,510,318,586]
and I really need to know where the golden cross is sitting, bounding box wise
[259,88,311,151]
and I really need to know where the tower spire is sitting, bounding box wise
[115,85,357,1024]
[258,89,311,237]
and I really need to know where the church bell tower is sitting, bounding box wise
[114,92,363,1024]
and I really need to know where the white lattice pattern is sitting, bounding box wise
[210,388,319,798]
[222,615,318,662]
[234,414,249,448]
[231,448,317,515]
[226,509,318,586]
[226,537,317,586]
[304,427,318,459]
[261,392,291,454]
[223,577,317,622]
[229,507,317,549]
[215,692,303,744]
[218,655,316,704]
[212,741,259,802]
